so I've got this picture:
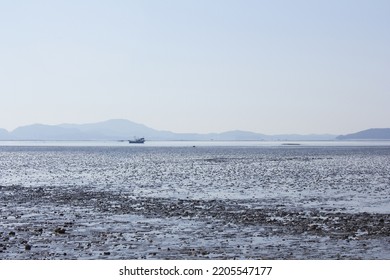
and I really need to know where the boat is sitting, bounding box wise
[128,137,145,144]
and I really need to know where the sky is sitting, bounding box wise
[1,0,389,135]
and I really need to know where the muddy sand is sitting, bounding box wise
[1,184,389,259]
[1,145,390,259]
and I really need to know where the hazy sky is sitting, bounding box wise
[1,0,389,134]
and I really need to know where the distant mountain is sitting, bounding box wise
[0,119,337,141]
[11,124,86,140]
[0,128,10,139]
[59,119,163,140]
[337,128,390,140]
[5,120,166,141]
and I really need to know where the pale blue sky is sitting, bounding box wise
[1,0,389,134]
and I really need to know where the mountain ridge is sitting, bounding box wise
[336,128,390,140]
[0,119,388,141]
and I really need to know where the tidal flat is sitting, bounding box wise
[1,144,390,259]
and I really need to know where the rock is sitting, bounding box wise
[54,228,66,234]
[25,244,32,251]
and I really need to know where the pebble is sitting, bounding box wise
[54,228,66,234]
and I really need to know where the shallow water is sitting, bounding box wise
[1,143,390,259]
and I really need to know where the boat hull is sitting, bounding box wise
[128,138,145,144]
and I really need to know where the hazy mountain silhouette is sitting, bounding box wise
[0,128,10,139]
[11,124,88,140]
[0,119,339,141]
[337,128,390,140]
[58,119,163,140]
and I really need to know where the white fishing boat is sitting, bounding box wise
[128,137,145,144]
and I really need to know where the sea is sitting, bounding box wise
[1,140,390,259]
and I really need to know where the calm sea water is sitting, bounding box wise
[1,141,390,213]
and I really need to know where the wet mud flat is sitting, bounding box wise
[1,145,390,259]
[1,184,389,260]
